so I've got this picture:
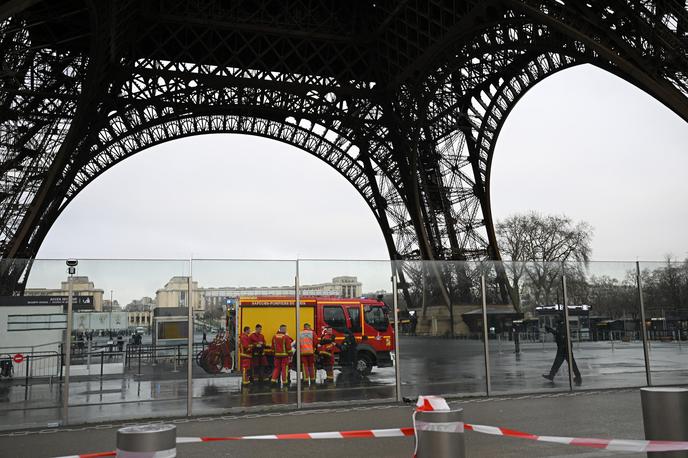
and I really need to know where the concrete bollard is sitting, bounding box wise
[117,424,177,458]
[414,395,465,458]
[641,387,688,458]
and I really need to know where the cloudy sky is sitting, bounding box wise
[31,64,688,302]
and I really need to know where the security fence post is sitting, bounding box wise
[24,355,29,400]
[137,344,142,377]
[296,259,302,408]
[392,271,402,402]
[561,265,574,391]
[480,272,491,396]
[187,274,193,416]
[62,271,74,425]
[637,261,652,386]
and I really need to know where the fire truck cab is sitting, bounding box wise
[237,296,394,375]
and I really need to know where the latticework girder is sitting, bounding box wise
[1,0,688,294]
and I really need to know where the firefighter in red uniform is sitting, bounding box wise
[239,326,252,386]
[271,324,294,386]
[249,324,268,383]
[299,323,317,385]
[317,326,336,383]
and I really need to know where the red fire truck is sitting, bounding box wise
[237,296,395,375]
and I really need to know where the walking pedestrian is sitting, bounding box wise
[542,320,582,385]
[409,312,418,336]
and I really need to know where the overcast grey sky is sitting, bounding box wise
[31,64,688,301]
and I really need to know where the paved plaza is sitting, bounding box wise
[0,337,686,431]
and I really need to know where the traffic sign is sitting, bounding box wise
[12,353,24,364]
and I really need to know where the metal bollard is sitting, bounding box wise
[641,387,688,458]
[117,424,176,458]
[415,407,465,457]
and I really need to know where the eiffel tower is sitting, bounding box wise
[2,0,687,293]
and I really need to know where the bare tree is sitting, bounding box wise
[497,212,593,312]
[640,257,688,319]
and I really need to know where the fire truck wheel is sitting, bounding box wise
[356,351,374,376]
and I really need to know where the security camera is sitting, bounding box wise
[66,259,78,267]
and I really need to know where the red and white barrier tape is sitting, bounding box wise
[53,428,416,458]
[53,423,688,457]
[464,423,688,453]
[52,395,688,458]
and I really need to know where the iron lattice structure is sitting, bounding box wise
[1,0,688,292]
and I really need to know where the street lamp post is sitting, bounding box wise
[109,290,113,333]
[63,259,78,425]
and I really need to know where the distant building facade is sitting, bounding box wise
[156,276,363,311]
[330,276,362,298]
[25,276,104,311]
[200,276,363,309]
[126,297,155,312]
[128,311,152,327]
[125,296,154,328]
[155,276,204,317]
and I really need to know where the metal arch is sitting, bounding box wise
[0,0,105,293]
[2,0,688,296]
[0,10,91,258]
[466,52,585,260]
[61,113,408,261]
[73,51,422,262]
[508,0,688,122]
[70,117,375,207]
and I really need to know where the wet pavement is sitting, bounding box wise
[0,336,686,431]
[0,389,660,458]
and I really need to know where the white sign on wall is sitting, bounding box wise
[74,312,128,331]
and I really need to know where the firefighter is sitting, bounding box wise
[317,326,336,383]
[339,328,357,368]
[249,324,269,383]
[299,323,317,385]
[239,326,252,386]
[271,324,294,386]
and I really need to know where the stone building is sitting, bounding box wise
[200,276,363,309]
[155,276,204,318]
[128,311,152,328]
[156,275,363,312]
[25,276,104,311]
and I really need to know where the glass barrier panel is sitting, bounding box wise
[481,261,570,394]
[190,260,297,413]
[640,261,688,386]
[63,259,191,424]
[0,259,68,430]
[396,260,487,399]
[298,260,396,406]
[566,261,647,390]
